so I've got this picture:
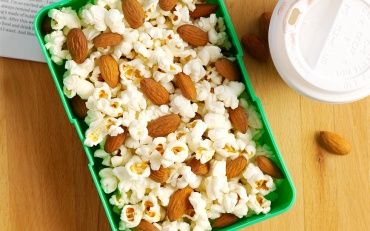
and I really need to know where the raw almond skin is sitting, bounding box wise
[190,4,219,19]
[147,114,181,138]
[93,32,123,48]
[140,78,170,105]
[167,186,193,221]
[241,34,270,62]
[70,96,88,119]
[159,0,177,11]
[149,166,170,183]
[226,156,248,179]
[135,219,159,231]
[318,131,351,155]
[212,214,239,228]
[259,12,272,42]
[67,28,88,64]
[122,0,145,29]
[228,106,248,133]
[177,24,208,47]
[188,158,209,176]
[255,156,283,178]
[104,130,127,153]
[99,55,120,88]
[175,72,196,100]
[215,58,241,81]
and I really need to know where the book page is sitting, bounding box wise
[0,0,56,62]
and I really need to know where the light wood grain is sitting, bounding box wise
[0,0,369,230]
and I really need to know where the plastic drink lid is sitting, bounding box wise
[269,0,370,103]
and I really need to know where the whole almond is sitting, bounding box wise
[212,214,239,228]
[67,28,88,64]
[188,158,209,176]
[228,106,248,133]
[104,130,127,153]
[159,0,177,11]
[259,12,272,42]
[255,156,283,178]
[167,186,193,221]
[122,0,145,29]
[177,24,208,47]
[190,4,219,19]
[70,96,87,119]
[93,32,123,48]
[42,16,52,34]
[99,55,120,88]
[140,78,170,105]
[241,34,270,62]
[226,156,248,179]
[175,72,196,100]
[149,166,170,183]
[318,131,351,155]
[135,220,159,231]
[215,58,241,81]
[147,114,181,137]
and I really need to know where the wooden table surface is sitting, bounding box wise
[0,1,369,230]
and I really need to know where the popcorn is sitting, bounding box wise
[63,74,94,99]
[204,94,226,114]
[195,80,211,101]
[194,139,215,164]
[243,163,276,195]
[153,185,175,206]
[84,119,109,146]
[105,9,125,34]
[197,45,222,65]
[171,4,191,26]
[170,94,198,121]
[49,7,81,30]
[196,14,217,32]
[113,29,139,58]
[141,195,161,222]
[183,58,206,83]
[189,192,212,231]
[169,164,201,189]
[82,26,101,42]
[247,194,271,215]
[96,98,124,117]
[125,155,151,180]
[94,149,111,166]
[214,81,245,109]
[109,193,127,209]
[99,168,118,193]
[44,31,69,65]
[204,113,231,130]
[121,204,143,228]
[96,0,120,9]
[247,105,263,129]
[128,119,149,142]
[80,4,108,31]
[162,221,190,231]
[119,86,147,111]
[205,160,229,201]
[162,140,189,167]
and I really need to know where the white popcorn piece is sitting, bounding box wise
[194,139,215,164]
[188,192,212,231]
[204,112,231,130]
[80,4,108,31]
[243,163,276,195]
[96,98,124,117]
[182,0,196,11]
[232,199,249,218]
[195,80,211,101]
[153,71,174,84]
[96,0,120,9]
[84,119,109,146]
[82,26,101,42]
[214,81,245,109]
[205,66,223,85]
[196,14,217,32]
[247,194,271,215]
[113,29,139,58]
[162,221,190,231]
[105,9,125,34]
[128,119,149,142]
[247,106,263,129]
[125,156,151,180]
[207,203,225,219]
[120,86,147,111]
[183,58,206,83]
[171,4,191,26]
[150,47,182,74]
[49,7,81,30]
[44,31,69,65]
[222,192,238,213]
[216,136,240,159]
[205,160,229,201]
[94,149,111,166]
[99,168,118,194]
[170,94,198,121]
[162,140,189,167]
[109,193,127,209]
[153,185,175,206]
[204,94,226,114]
[169,165,201,189]
[147,137,167,170]
[141,195,162,222]
[197,45,222,66]
[63,74,94,99]
[121,204,143,228]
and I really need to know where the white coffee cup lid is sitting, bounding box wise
[269,0,370,103]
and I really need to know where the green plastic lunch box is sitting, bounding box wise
[34,0,296,230]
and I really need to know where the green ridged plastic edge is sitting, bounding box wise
[34,0,296,230]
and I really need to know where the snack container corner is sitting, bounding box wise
[34,0,296,230]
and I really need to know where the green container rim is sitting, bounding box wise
[34,0,296,230]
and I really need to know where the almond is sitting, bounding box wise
[167,186,193,221]
[159,0,177,11]
[140,78,170,105]
[67,28,88,64]
[188,158,209,176]
[149,166,170,183]
[122,0,145,29]
[135,219,159,231]
[212,214,239,228]
[190,4,219,19]
[215,58,241,81]
[318,131,351,155]
[228,106,248,133]
[42,16,52,34]
[259,12,272,42]
[70,96,87,119]
[241,34,270,62]
[93,32,123,48]
[255,156,283,178]
[99,55,120,88]
[177,24,208,47]
[104,129,127,153]
[147,114,181,137]
[226,156,248,179]
[175,72,196,100]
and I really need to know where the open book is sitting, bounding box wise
[0,0,56,62]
